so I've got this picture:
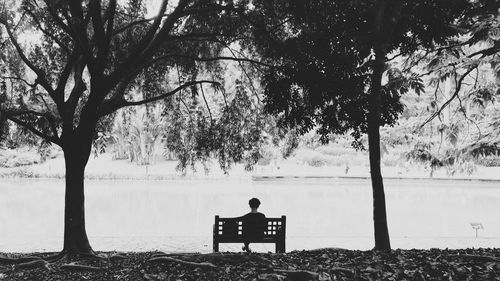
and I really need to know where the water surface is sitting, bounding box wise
[1,178,499,252]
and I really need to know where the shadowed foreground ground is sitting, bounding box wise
[1,248,500,280]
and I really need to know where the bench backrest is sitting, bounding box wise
[214,215,286,239]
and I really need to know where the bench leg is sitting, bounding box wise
[275,241,285,253]
[213,241,219,253]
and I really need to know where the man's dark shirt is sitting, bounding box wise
[242,212,266,240]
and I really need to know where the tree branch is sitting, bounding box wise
[148,54,272,69]
[136,0,169,53]
[123,80,220,106]
[2,110,61,146]
[100,80,220,116]
[199,84,212,122]
[1,20,57,103]
[67,1,94,70]
[65,56,87,124]
[24,7,71,54]
[107,0,190,90]
[420,66,477,128]
[112,16,155,36]
[468,41,500,58]
[43,0,74,37]
[1,76,36,87]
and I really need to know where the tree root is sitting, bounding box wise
[330,266,354,276]
[274,269,319,281]
[13,259,50,271]
[0,256,43,265]
[148,256,218,269]
[60,262,104,271]
[40,252,68,263]
[76,252,108,261]
[151,252,200,258]
[109,253,128,262]
[193,252,273,266]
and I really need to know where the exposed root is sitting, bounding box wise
[151,252,199,258]
[330,266,354,276]
[109,253,128,262]
[274,269,319,281]
[41,252,68,263]
[148,256,218,270]
[60,262,104,272]
[195,252,273,266]
[0,256,43,265]
[77,252,108,261]
[13,259,50,271]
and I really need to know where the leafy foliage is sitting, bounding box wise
[247,0,476,146]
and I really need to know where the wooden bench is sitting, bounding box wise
[213,215,286,253]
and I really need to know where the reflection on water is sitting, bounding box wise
[1,178,499,252]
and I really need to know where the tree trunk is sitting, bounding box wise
[62,142,93,254]
[368,48,391,251]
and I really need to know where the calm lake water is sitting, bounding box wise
[1,178,499,253]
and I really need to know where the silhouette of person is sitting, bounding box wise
[241,198,266,253]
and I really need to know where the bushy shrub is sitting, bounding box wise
[316,145,356,157]
[305,155,327,167]
[475,155,500,167]
[0,149,40,168]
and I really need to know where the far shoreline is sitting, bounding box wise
[2,152,500,182]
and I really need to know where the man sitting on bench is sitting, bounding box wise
[241,198,266,253]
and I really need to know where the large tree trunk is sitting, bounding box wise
[62,137,93,254]
[368,48,391,251]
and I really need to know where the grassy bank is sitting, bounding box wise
[0,248,499,280]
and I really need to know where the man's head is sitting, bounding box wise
[249,198,261,209]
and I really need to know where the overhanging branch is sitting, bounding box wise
[420,65,477,128]
[1,20,57,103]
[148,54,272,69]
[2,110,61,146]
[99,80,220,116]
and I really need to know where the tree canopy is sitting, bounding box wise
[0,0,269,254]
[247,0,497,250]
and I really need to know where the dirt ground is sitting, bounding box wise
[1,248,500,280]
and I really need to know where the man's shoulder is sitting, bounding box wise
[243,212,266,218]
